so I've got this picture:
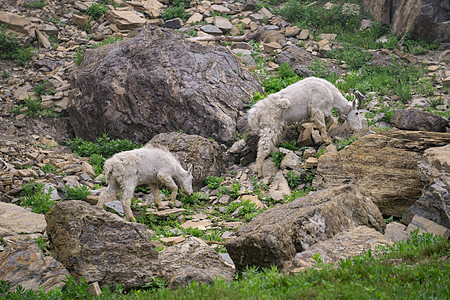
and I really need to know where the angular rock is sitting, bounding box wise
[403,144,450,229]
[0,202,46,238]
[214,16,232,32]
[148,132,227,189]
[391,109,448,132]
[156,237,235,288]
[0,239,70,292]
[226,185,385,270]
[0,11,33,35]
[68,27,261,146]
[105,10,147,30]
[45,200,159,289]
[287,226,393,271]
[313,131,450,217]
[406,215,450,238]
[384,222,409,243]
[164,18,184,29]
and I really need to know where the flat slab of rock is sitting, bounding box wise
[226,185,384,270]
[105,10,147,29]
[313,130,450,217]
[0,239,70,292]
[0,202,46,238]
[392,109,448,132]
[287,226,393,271]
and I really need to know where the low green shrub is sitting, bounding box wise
[0,25,34,65]
[86,3,108,20]
[63,185,90,200]
[22,0,46,9]
[205,176,223,190]
[271,151,285,169]
[19,180,56,214]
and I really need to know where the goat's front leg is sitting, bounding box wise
[149,183,163,209]
[312,111,332,144]
[157,174,179,208]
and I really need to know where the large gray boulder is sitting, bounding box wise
[391,109,448,132]
[362,0,450,42]
[0,239,70,292]
[68,26,262,146]
[46,200,235,289]
[225,185,385,271]
[148,132,228,189]
[313,131,450,217]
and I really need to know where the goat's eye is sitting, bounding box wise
[355,112,359,115]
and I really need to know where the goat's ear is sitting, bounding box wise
[278,98,290,109]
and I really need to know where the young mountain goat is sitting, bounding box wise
[97,144,193,221]
[248,77,362,177]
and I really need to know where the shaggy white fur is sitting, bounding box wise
[248,77,362,176]
[97,144,193,221]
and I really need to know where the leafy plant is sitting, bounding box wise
[0,25,34,65]
[22,0,46,9]
[1,71,10,78]
[41,163,58,174]
[19,180,56,214]
[86,3,108,20]
[271,151,285,168]
[280,140,299,151]
[161,6,190,21]
[285,171,302,189]
[33,79,55,98]
[334,136,356,151]
[34,236,50,256]
[63,185,90,200]
[90,36,123,49]
[205,176,223,190]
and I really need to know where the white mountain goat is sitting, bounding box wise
[97,145,193,221]
[248,77,362,177]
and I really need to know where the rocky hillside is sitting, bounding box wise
[0,0,449,295]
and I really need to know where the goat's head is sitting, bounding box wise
[345,99,363,131]
[180,164,194,195]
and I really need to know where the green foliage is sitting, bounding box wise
[326,44,372,70]
[33,79,55,98]
[89,153,105,177]
[75,48,84,65]
[262,63,302,94]
[284,171,302,189]
[280,140,298,151]
[403,36,440,55]
[179,192,208,206]
[67,134,139,159]
[34,236,50,256]
[278,0,363,36]
[19,180,56,214]
[0,25,34,65]
[271,151,285,169]
[205,176,223,190]
[22,0,46,9]
[41,163,58,174]
[90,36,123,49]
[86,3,108,20]
[63,185,90,200]
[161,6,189,21]
[226,199,260,221]
[248,91,267,107]
[334,136,356,151]
[1,71,10,78]
[62,276,90,299]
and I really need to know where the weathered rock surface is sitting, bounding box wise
[0,202,46,238]
[148,132,227,189]
[287,226,393,271]
[226,185,385,271]
[313,131,450,217]
[362,0,450,42]
[156,237,235,288]
[391,109,448,132]
[68,27,262,146]
[45,200,159,289]
[406,215,450,238]
[0,239,70,292]
[403,144,450,229]
[46,200,235,289]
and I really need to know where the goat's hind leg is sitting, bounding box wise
[121,180,137,222]
[149,183,163,209]
[97,181,119,209]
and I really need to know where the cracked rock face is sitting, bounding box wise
[226,185,385,271]
[68,27,262,146]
